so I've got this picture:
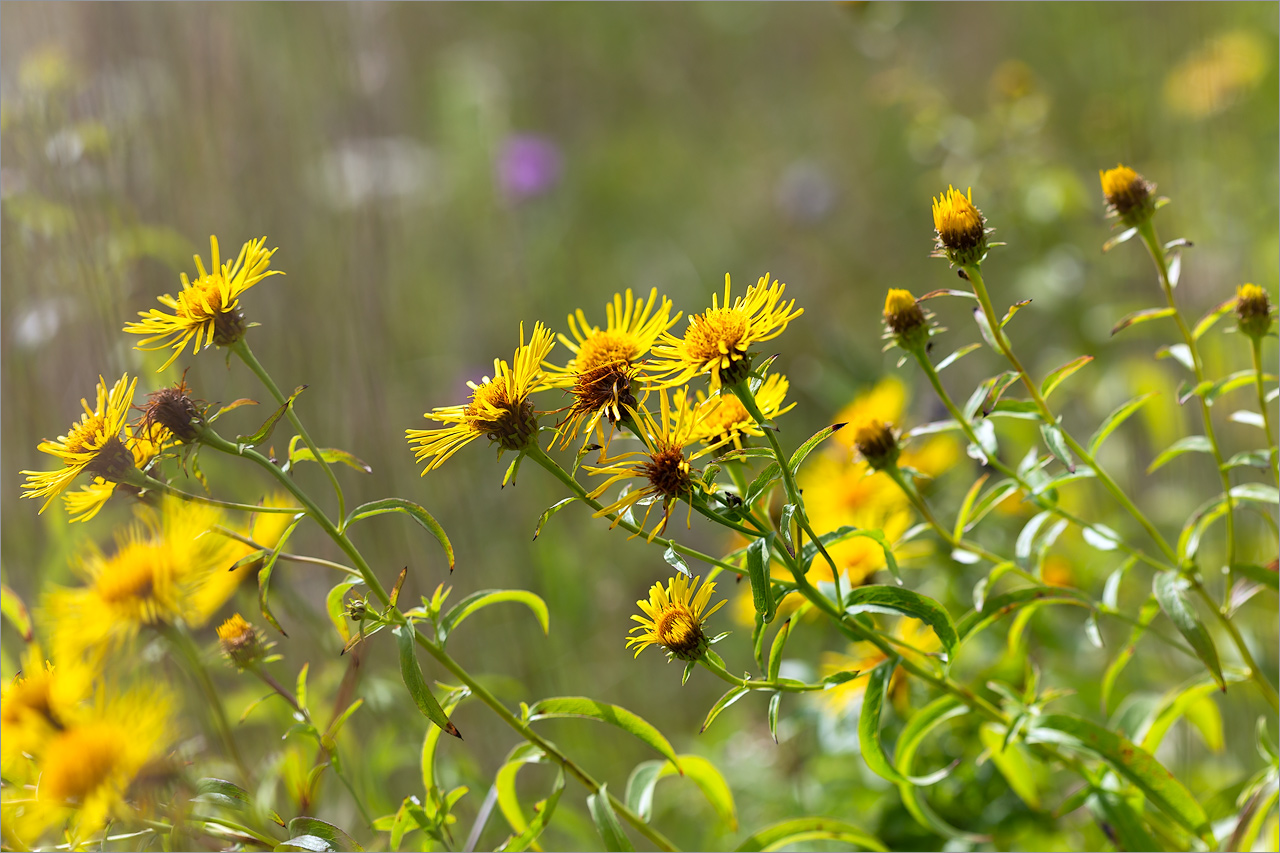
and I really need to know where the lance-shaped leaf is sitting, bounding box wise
[439,590,549,642]
[346,498,454,572]
[1087,791,1160,853]
[259,516,304,637]
[1040,424,1074,473]
[532,498,577,540]
[735,818,886,852]
[1,583,33,641]
[286,818,363,852]
[495,744,547,841]
[844,586,956,661]
[526,697,678,769]
[978,724,1041,810]
[747,535,775,622]
[787,423,846,474]
[326,579,363,644]
[1026,715,1215,846]
[1192,296,1238,340]
[1101,595,1159,715]
[858,658,951,786]
[501,768,564,853]
[237,385,306,446]
[394,625,460,738]
[289,444,372,474]
[702,686,749,733]
[1153,572,1225,691]
[957,587,1093,644]
[625,755,737,830]
[586,784,634,852]
[934,342,982,372]
[894,696,988,843]
[1041,355,1094,400]
[1147,435,1213,473]
[1111,306,1175,336]
[1088,392,1158,455]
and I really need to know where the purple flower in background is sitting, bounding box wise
[497,134,562,202]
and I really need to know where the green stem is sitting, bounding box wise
[884,464,1006,567]
[131,471,303,515]
[1135,223,1237,572]
[1250,336,1279,487]
[159,623,249,781]
[230,339,347,523]
[1190,579,1279,712]
[965,263,1180,566]
[189,816,281,849]
[697,653,824,692]
[213,525,362,577]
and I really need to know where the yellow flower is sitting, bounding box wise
[818,618,941,717]
[627,575,726,661]
[882,288,929,350]
[407,322,556,473]
[7,686,174,845]
[586,388,724,541]
[1098,164,1156,227]
[853,420,899,471]
[124,235,281,370]
[217,613,269,669]
[931,185,989,266]
[1236,283,1274,339]
[189,492,297,620]
[685,373,795,451]
[45,499,245,663]
[549,289,679,448]
[21,374,140,517]
[61,423,169,523]
[1,646,92,779]
[649,273,802,392]
[831,376,908,455]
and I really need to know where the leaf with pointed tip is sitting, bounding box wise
[973,308,1000,349]
[290,445,372,474]
[1102,226,1138,252]
[259,517,304,637]
[747,535,775,622]
[527,697,679,769]
[844,586,955,660]
[394,625,460,738]
[735,818,886,852]
[956,587,1093,644]
[286,818,363,852]
[1156,343,1195,373]
[858,659,953,786]
[702,686,749,733]
[1087,791,1160,853]
[978,724,1041,810]
[1039,424,1074,472]
[500,768,564,853]
[238,386,306,446]
[1192,297,1238,340]
[1147,435,1212,473]
[346,499,454,572]
[894,696,987,842]
[1088,392,1157,455]
[934,342,982,373]
[1111,306,1174,335]
[788,424,845,474]
[439,590,549,641]
[1153,573,1225,691]
[663,545,691,578]
[1041,355,1094,400]
[1001,299,1032,327]
[326,580,362,644]
[533,498,577,540]
[586,785,634,852]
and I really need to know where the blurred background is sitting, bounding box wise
[2,3,1277,850]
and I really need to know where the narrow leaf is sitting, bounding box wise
[934,342,982,373]
[1153,573,1225,691]
[527,697,679,768]
[259,516,304,637]
[1088,392,1158,455]
[286,818,363,852]
[978,724,1041,809]
[844,586,956,661]
[702,686,749,733]
[735,818,886,853]
[787,424,845,474]
[440,590,549,641]
[1,583,33,641]
[532,498,577,540]
[1040,424,1074,472]
[394,625,461,738]
[291,446,372,473]
[1192,296,1238,340]
[747,535,775,622]
[586,785,634,852]
[1087,791,1161,853]
[1111,306,1175,336]
[238,385,306,446]
[1041,355,1094,400]
[346,498,454,572]
[1147,435,1212,473]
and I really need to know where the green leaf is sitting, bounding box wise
[501,769,564,853]
[1088,392,1158,455]
[934,342,982,372]
[844,586,956,661]
[956,587,1093,644]
[702,686,749,733]
[238,385,306,446]
[746,535,775,622]
[1087,791,1161,852]
[767,619,792,682]
[788,424,845,474]
[979,724,1041,810]
[1026,715,1215,846]
[1101,596,1159,715]
[326,580,362,644]
[894,696,988,843]
[735,818,886,852]
[1232,562,1279,591]
[194,778,254,811]
[1040,424,1075,472]
[532,498,577,540]
[286,818,363,852]
[952,474,990,541]
[586,784,634,852]
[527,697,679,769]
[295,663,310,716]
[1147,435,1212,473]
[1102,226,1139,252]
[1015,511,1054,567]
[973,307,1000,349]
[439,590,549,641]
[744,462,781,506]
[1111,306,1175,336]
[1153,573,1225,691]
[1232,483,1280,505]
[421,691,467,795]
[288,438,371,473]
[1138,672,1242,755]
[1001,298,1032,328]
[628,754,738,831]
[964,479,1019,533]
[276,835,336,852]
[1041,355,1094,399]
[1,583,33,641]
[767,692,781,742]
[1205,369,1276,406]
[1157,343,1196,373]
[259,516,304,637]
[858,658,950,786]
[345,498,454,572]
[495,745,546,841]
[394,625,461,738]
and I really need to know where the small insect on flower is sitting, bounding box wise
[649,273,803,392]
[586,387,726,541]
[1235,283,1274,339]
[548,288,678,449]
[627,575,726,662]
[124,235,281,370]
[685,373,795,452]
[407,322,556,473]
[931,186,990,267]
[1099,164,1157,228]
[21,374,143,519]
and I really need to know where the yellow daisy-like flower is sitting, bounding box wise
[1098,164,1156,227]
[408,322,556,473]
[189,491,297,620]
[45,498,246,664]
[21,374,140,517]
[626,575,726,662]
[7,686,174,845]
[586,388,725,541]
[549,288,679,449]
[684,373,795,451]
[124,235,281,370]
[649,273,803,392]
[818,617,941,717]
[1,646,93,780]
[931,185,989,266]
[61,423,169,523]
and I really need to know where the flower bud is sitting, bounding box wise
[216,614,268,670]
[883,288,929,350]
[932,186,989,266]
[854,420,899,471]
[1236,283,1274,339]
[1099,164,1156,228]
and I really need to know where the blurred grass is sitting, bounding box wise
[2,3,1277,849]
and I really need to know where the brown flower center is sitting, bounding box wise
[468,383,539,451]
[642,444,693,499]
[655,605,705,658]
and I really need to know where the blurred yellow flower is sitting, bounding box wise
[650,273,802,392]
[124,235,281,370]
[684,373,795,451]
[408,322,555,473]
[627,575,725,662]
[586,388,723,541]
[818,617,941,717]
[217,613,269,669]
[1164,31,1267,119]
[0,646,92,780]
[1236,283,1274,339]
[21,374,140,517]
[549,289,678,448]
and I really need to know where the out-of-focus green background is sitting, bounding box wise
[3,3,1277,850]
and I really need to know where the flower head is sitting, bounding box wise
[1235,283,1274,339]
[137,372,206,444]
[549,289,678,448]
[1099,164,1156,227]
[21,374,141,516]
[931,186,989,266]
[124,235,281,370]
[1,647,92,779]
[586,388,724,541]
[853,420,899,471]
[882,288,929,350]
[685,374,794,451]
[217,614,269,669]
[649,273,802,392]
[60,424,167,523]
[407,322,556,472]
[626,575,725,662]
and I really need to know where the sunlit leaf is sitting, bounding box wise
[844,586,956,660]
[346,498,454,572]
[586,784,634,852]
[439,589,549,641]
[734,818,886,852]
[1041,355,1094,399]
[394,625,460,738]
[1087,392,1157,455]
[527,697,679,768]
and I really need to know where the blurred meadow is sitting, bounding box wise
[2,3,1278,851]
